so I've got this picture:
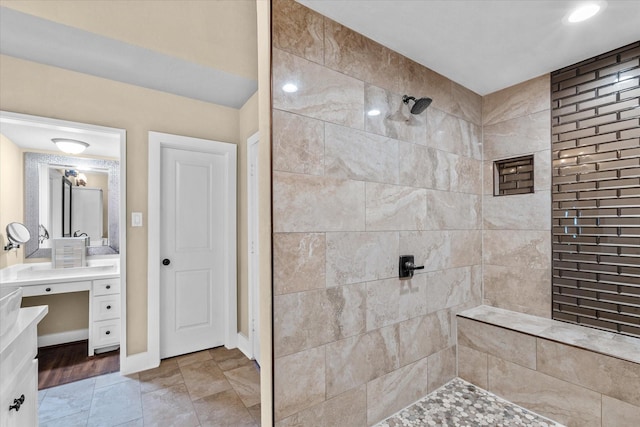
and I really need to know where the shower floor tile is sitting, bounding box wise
[376,378,564,427]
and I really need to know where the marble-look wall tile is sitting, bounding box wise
[273,233,326,295]
[272,109,324,175]
[483,265,551,318]
[325,325,400,398]
[399,143,450,191]
[425,190,481,230]
[274,346,326,421]
[483,110,551,160]
[272,0,324,64]
[450,154,482,194]
[487,356,601,427]
[457,317,536,369]
[450,82,482,126]
[273,48,364,129]
[365,183,427,231]
[325,123,399,183]
[325,231,398,286]
[458,345,488,389]
[399,230,482,272]
[602,395,640,427]
[274,283,366,357]
[537,339,640,407]
[425,266,473,314]
[276,386,367,427]
[366,357,430,425]
[483,75,551,126]
[273,171,365,232]
[365,84,427,145]
[426,108,481,160]
[398,310,453,367]
[324,19,400,93]
[483,230,551,270]
[427,346,457,393]
[483,191,551,230]
[366,275,428,331]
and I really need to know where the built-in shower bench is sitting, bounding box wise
[456,305,640,427]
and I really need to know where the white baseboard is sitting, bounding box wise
[236,333,253,360]
[38,329,88,348]
[120,351,159,375]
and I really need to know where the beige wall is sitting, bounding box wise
[481,76,552,317]
[1,0,258,81]
[22,292,89,335]
[271,1,483,424]
[0,54,242,353]
[0,134,24,268]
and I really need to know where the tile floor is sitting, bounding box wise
[38,347,261,427]
[377,378,564,427]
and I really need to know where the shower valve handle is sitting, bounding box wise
[405,262,424,271]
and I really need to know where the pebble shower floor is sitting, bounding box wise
[376,378,564,427]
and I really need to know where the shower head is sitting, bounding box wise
[402,95,432,114]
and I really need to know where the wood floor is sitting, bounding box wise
[37,340,120,390]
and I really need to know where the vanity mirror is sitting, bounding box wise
[24,152,120,258]
[4,222,31,251]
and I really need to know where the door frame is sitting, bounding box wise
[147,131,237,366]
[246,131,260,362]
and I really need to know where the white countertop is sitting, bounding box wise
[0,258,119,287]
[0,305,48,355]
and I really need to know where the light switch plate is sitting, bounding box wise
[131,212,143,227]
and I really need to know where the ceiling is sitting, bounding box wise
[298,0,640,95]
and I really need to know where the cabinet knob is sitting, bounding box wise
[9,394,25,412]
[106,305,111,310]
[45,287,51,292]
[106,330,111,335]
[106,285,111,289]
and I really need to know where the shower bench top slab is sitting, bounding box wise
[458,305,640,365]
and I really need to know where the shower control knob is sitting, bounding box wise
[162,259,171,266]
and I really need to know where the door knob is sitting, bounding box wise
[162,258,171,266]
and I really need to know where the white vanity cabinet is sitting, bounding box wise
[89,278,121,355]
[19,276,120,356]
[0,306,47,427]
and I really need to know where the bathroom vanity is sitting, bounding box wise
[0,259,120,356]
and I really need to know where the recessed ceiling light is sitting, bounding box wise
[367,109,381,117]
[282,83,298,93]
[567,3,602,23]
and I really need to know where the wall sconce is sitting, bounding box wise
[52,138,90,154]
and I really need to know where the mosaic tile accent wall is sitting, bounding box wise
[550,42,640,338]
[271,0,483,425]
[482,76,553,317]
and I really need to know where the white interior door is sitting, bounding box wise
[247,132,260,364]
[160,145,232,358]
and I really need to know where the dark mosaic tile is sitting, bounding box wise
[376,378,564,427]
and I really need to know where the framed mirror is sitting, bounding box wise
[24,152,120,258]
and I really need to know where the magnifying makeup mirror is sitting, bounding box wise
[4,222,31,251]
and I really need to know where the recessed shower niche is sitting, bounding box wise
[493,155,535,196]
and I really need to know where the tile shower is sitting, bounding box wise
[270,1,640,426]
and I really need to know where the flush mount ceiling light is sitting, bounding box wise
[367,109,381,116]
[566,2,605,23]
[52,138,90,154]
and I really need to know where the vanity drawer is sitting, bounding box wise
[0,358,37,427]
[92,319,120,348]
[92,295,120,321]
[21,280,91,297]
[93,278,120,296]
